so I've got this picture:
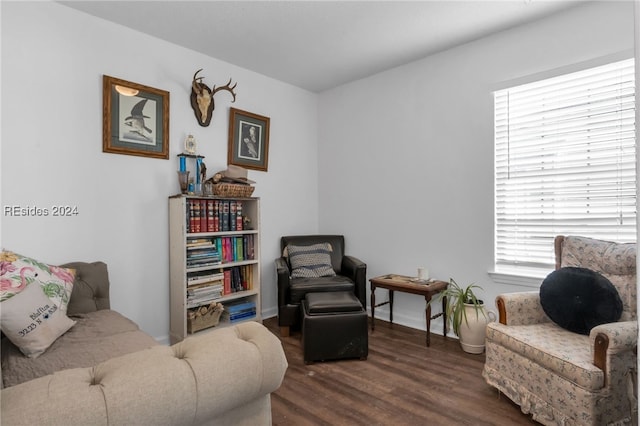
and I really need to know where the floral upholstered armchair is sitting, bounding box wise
[483,235,637,426]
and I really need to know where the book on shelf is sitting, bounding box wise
[232,266,243,292]
[186,238,220,268]
[229,310,256,322]
[186,238,213,247]
[236,202,243,232]
[206,235,254,264]
[221,201,230,232]
[214,200,220,232]
[207,199,215,232]
[230,201,237,231]
[184,198,245,234]
[187,270,225,286]
[218,265,253,295]
[187,284,223,298]
[187,284,223,308]
[187,261,221,268]
[224,300,257,322]
[226,300,256,313]
[223,269,232,294]
[188,281,223,291]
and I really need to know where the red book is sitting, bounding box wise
[236,201,243,231]
[190,200,200,233]
[200,200,206,232]
[223,269,232,294]
[207,199,215,232]
[225,237,233,262]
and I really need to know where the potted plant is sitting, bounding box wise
[438,278,494,354]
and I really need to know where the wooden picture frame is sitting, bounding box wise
[228,108,270,172]
[103,75,170,159]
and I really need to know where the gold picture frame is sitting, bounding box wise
[103,75,170,159]
[228,108,270,172]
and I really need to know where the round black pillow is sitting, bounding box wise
[540,267,622,335]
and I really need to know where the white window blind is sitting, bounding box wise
[495,58,636,270]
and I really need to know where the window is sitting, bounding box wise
[494,58,636,271]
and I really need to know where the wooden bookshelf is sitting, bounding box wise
[169,195,261,344]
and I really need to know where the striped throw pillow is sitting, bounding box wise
[287,243,336,278]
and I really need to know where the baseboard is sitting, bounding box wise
[366,307,453,338]
[261,306,278,320]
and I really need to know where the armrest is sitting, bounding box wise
[342,255,367,308]
[275,257,291,308]
[0,322,288,425]
[590,320,637,387]
[496,291,549,326]
[591,320,638,352]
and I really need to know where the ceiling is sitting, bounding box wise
[59,1,585,92]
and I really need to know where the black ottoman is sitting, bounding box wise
[301,291,368,363]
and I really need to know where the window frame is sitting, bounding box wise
[492,54,637,280]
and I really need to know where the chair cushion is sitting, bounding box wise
[1,309,158,387]
[289,276,354,304]
[540,267,623,335]
[287,243,336,278]
[486,321,604,390]
[306,291,363,314]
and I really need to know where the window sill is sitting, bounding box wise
[488,267,552,289]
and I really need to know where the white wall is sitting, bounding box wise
[0,1,319,341]
[1,1,635,342]
[318,1,635,333]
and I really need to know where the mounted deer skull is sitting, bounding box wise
[190,69,237,127]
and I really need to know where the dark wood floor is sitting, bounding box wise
[263,316,538,426]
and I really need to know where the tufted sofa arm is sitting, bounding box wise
[1,321,288,426]
[496,291,550,326]
[61,261,111,315]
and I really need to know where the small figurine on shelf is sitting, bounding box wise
[200,161,207,185]
[184,134,197,155]
[243,215,252,230]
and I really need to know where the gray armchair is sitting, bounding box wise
[275,235,366,336]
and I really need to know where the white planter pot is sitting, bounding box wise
[458,303,496,354]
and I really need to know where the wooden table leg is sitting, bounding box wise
[389,290,394,325]
[442,295,447,338]
[425,295,432,347]
[370,284,376,332]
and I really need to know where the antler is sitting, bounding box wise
[192,69,206,94]
[212,78,237,103]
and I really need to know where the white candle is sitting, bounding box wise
[418,267,429,280]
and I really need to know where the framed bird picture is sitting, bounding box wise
[103,75,170,159]
[227,108,270,172]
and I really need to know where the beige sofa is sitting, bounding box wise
[1,261,288,426]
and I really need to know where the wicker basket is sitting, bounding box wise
[187,303,224,334]
[213,183,255,198]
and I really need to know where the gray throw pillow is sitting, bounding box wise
[287,243,336,278]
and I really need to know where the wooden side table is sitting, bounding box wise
[369,274,448,347]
